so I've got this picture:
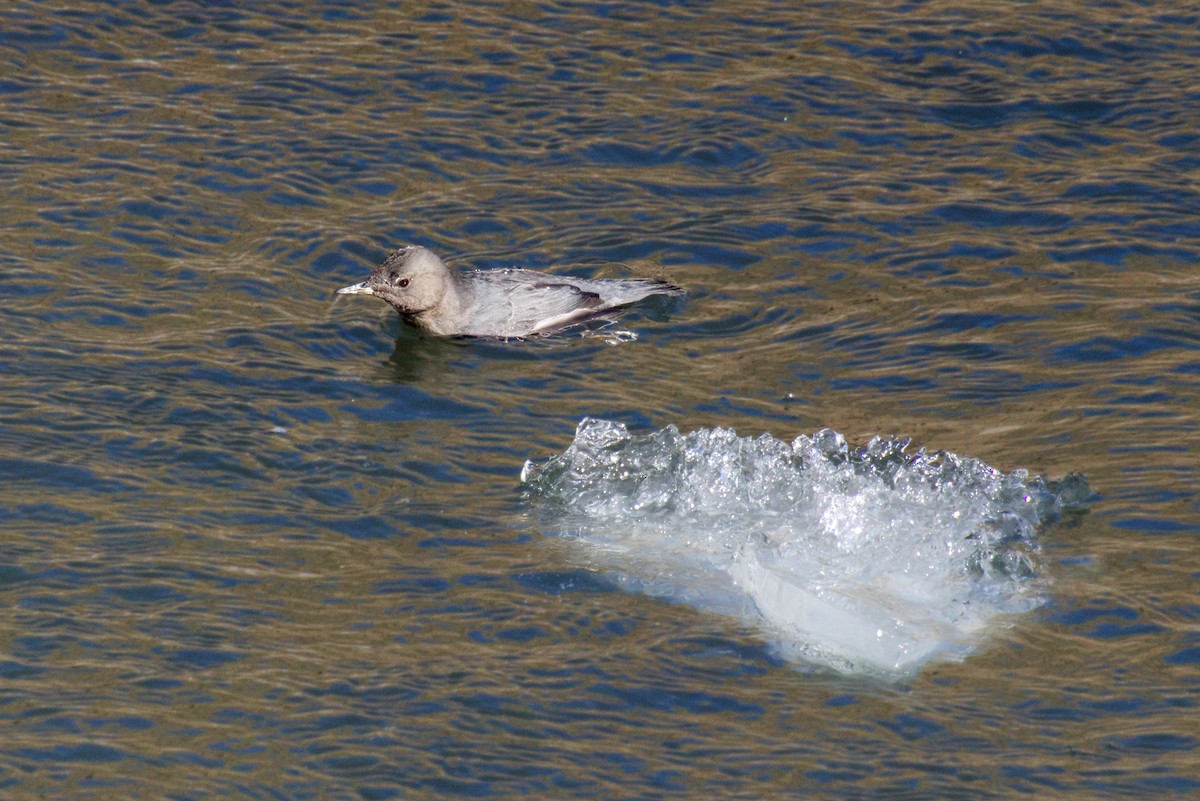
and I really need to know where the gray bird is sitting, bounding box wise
[337,246,685,338]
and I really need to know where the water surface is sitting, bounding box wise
[2,1,1199,798]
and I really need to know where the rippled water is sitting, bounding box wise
[2,0,1199,798]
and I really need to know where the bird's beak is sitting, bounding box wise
[337,281,374,296]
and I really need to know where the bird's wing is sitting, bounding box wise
[514,281,605,336]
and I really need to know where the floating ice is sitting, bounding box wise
[522,418,1091,676]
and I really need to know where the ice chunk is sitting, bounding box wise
[522,418,1091,676]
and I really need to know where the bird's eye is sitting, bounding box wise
[398,277,410,288]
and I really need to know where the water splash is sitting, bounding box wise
[522,418,1092,676]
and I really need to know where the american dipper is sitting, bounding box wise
[337,246,685,338]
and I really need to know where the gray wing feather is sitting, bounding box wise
[458,268,682,337]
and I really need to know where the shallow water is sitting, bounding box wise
[2,0,1199,798]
